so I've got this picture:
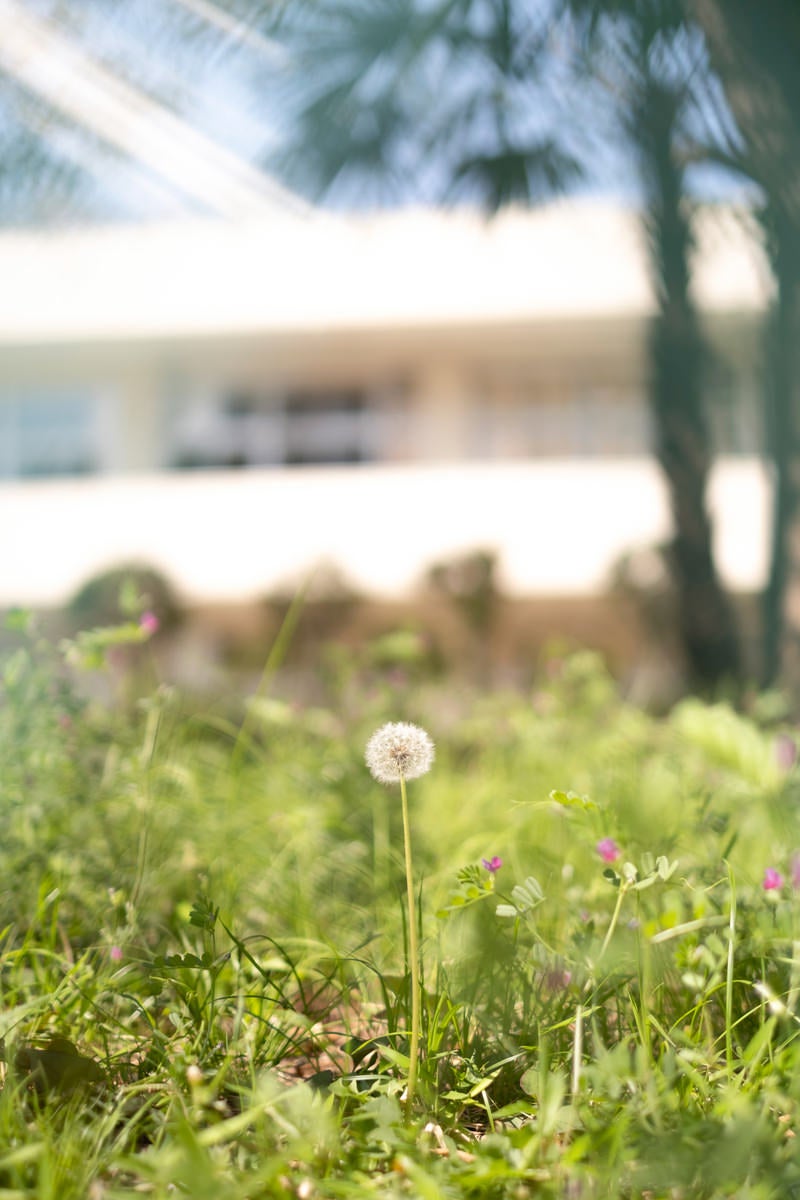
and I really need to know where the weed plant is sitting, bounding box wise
[1,612,800,1196]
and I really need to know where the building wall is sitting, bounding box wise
[0,458,770,608]
[0,308,763,478]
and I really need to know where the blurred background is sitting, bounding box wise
[1,0,798,704]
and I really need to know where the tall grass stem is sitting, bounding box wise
[598,882,627,964]
[231,578,311,775]
[725,861,736,1080]
[571,1003,583,1097]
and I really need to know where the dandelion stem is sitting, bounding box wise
[364,722,433,1117]
[399,772,421,1117]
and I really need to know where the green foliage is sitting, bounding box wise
[435,864,497,919]
[672,697,782,787]
[272,1,583,209]
[2,618,800,1195]
[495,876,546,920]
[66,563,181,631]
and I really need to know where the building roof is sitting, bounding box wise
[0,200,771,346]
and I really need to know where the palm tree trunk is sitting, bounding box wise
[689,0,800,691]
[761,211,800,686]
[637,78,741,687]
[649,309,741,686]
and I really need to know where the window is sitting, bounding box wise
[472,381,652,459]
[169,392,285,468]
[284,388,366,465]
[0,392,97,479]
[170,387,372,469]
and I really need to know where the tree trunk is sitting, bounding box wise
[688,0,800,693]
[636,76,741,687]
[761,209,800,686]
[649,313,742,687]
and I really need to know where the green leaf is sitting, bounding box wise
[549,789,597,811]
[621,862,638,885]
[742,1016,778,1070]
[15,1037,105,1093]
[60,621,150,671]
[519,1065,538,1097]
[656,855,679,881]
[189,895,219,933]
[164,953,204,968]
[436,866,495,918]
[2,649,29,689]
[3,607,32,634]
[118,577,144,618]
[507,876,545,915]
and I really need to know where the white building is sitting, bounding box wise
[0,200,772,605]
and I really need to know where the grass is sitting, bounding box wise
[2,611,800,1197]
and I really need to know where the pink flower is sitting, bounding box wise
[140,611,160,635]
[763,867,784,892]
[596,838,621,864]
[542,967,572,991]
[110,946,123,962]
[775,734,797,772]
[482,856,503,874]
[792,854,800,891]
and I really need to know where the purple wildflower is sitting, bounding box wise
[596,837,621,864]
[763,867,784,892]
[482,856,503,874]
[140,611,160,635]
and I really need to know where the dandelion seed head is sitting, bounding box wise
[365,722,434,784]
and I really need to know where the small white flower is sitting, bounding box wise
[365,722,435,785]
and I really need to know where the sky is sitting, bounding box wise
[0,0,758,226]
[0,0,282,222]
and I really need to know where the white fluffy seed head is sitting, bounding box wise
[365,722,435,785]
